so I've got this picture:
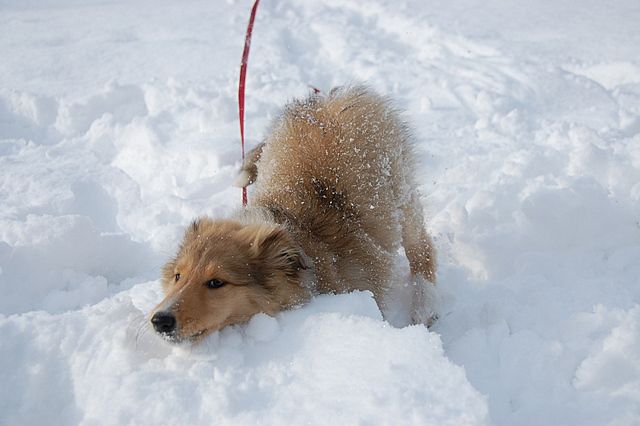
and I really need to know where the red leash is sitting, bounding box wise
[238,0,261,207]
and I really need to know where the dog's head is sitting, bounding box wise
[150,218,310,343]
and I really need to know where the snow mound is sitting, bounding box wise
[0,288,488,425]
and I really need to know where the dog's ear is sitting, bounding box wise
[260,227,310,271]
[241,224,309,272]
[182,217,210,243]
[183,218,200,241]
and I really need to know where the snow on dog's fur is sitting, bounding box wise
[151,86,437,343]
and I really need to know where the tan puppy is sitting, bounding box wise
[150,86,436,343]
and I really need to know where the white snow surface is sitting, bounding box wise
[1,0,639,425]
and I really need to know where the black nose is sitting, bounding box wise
[151,312,176,334]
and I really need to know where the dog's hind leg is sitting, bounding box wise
[400,191,439,326]
[401,191,436,282]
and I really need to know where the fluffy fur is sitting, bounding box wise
[151,86,436,343]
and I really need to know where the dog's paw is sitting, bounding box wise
[410,278,440,328]
[410,305,439,328]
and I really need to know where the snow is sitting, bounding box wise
[0,290,487,425]
[1,0,639,425]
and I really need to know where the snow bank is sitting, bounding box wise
[0,289,488,425]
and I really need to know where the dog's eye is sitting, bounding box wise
[205,278,225,289]
[174,273,180,282]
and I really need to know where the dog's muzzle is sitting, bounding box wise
[151,311,177,336]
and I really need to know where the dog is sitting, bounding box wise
[150,86,437,343]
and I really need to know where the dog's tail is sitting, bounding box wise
[233,142,265,188]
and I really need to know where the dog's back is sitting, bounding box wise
[251,86,436,306]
